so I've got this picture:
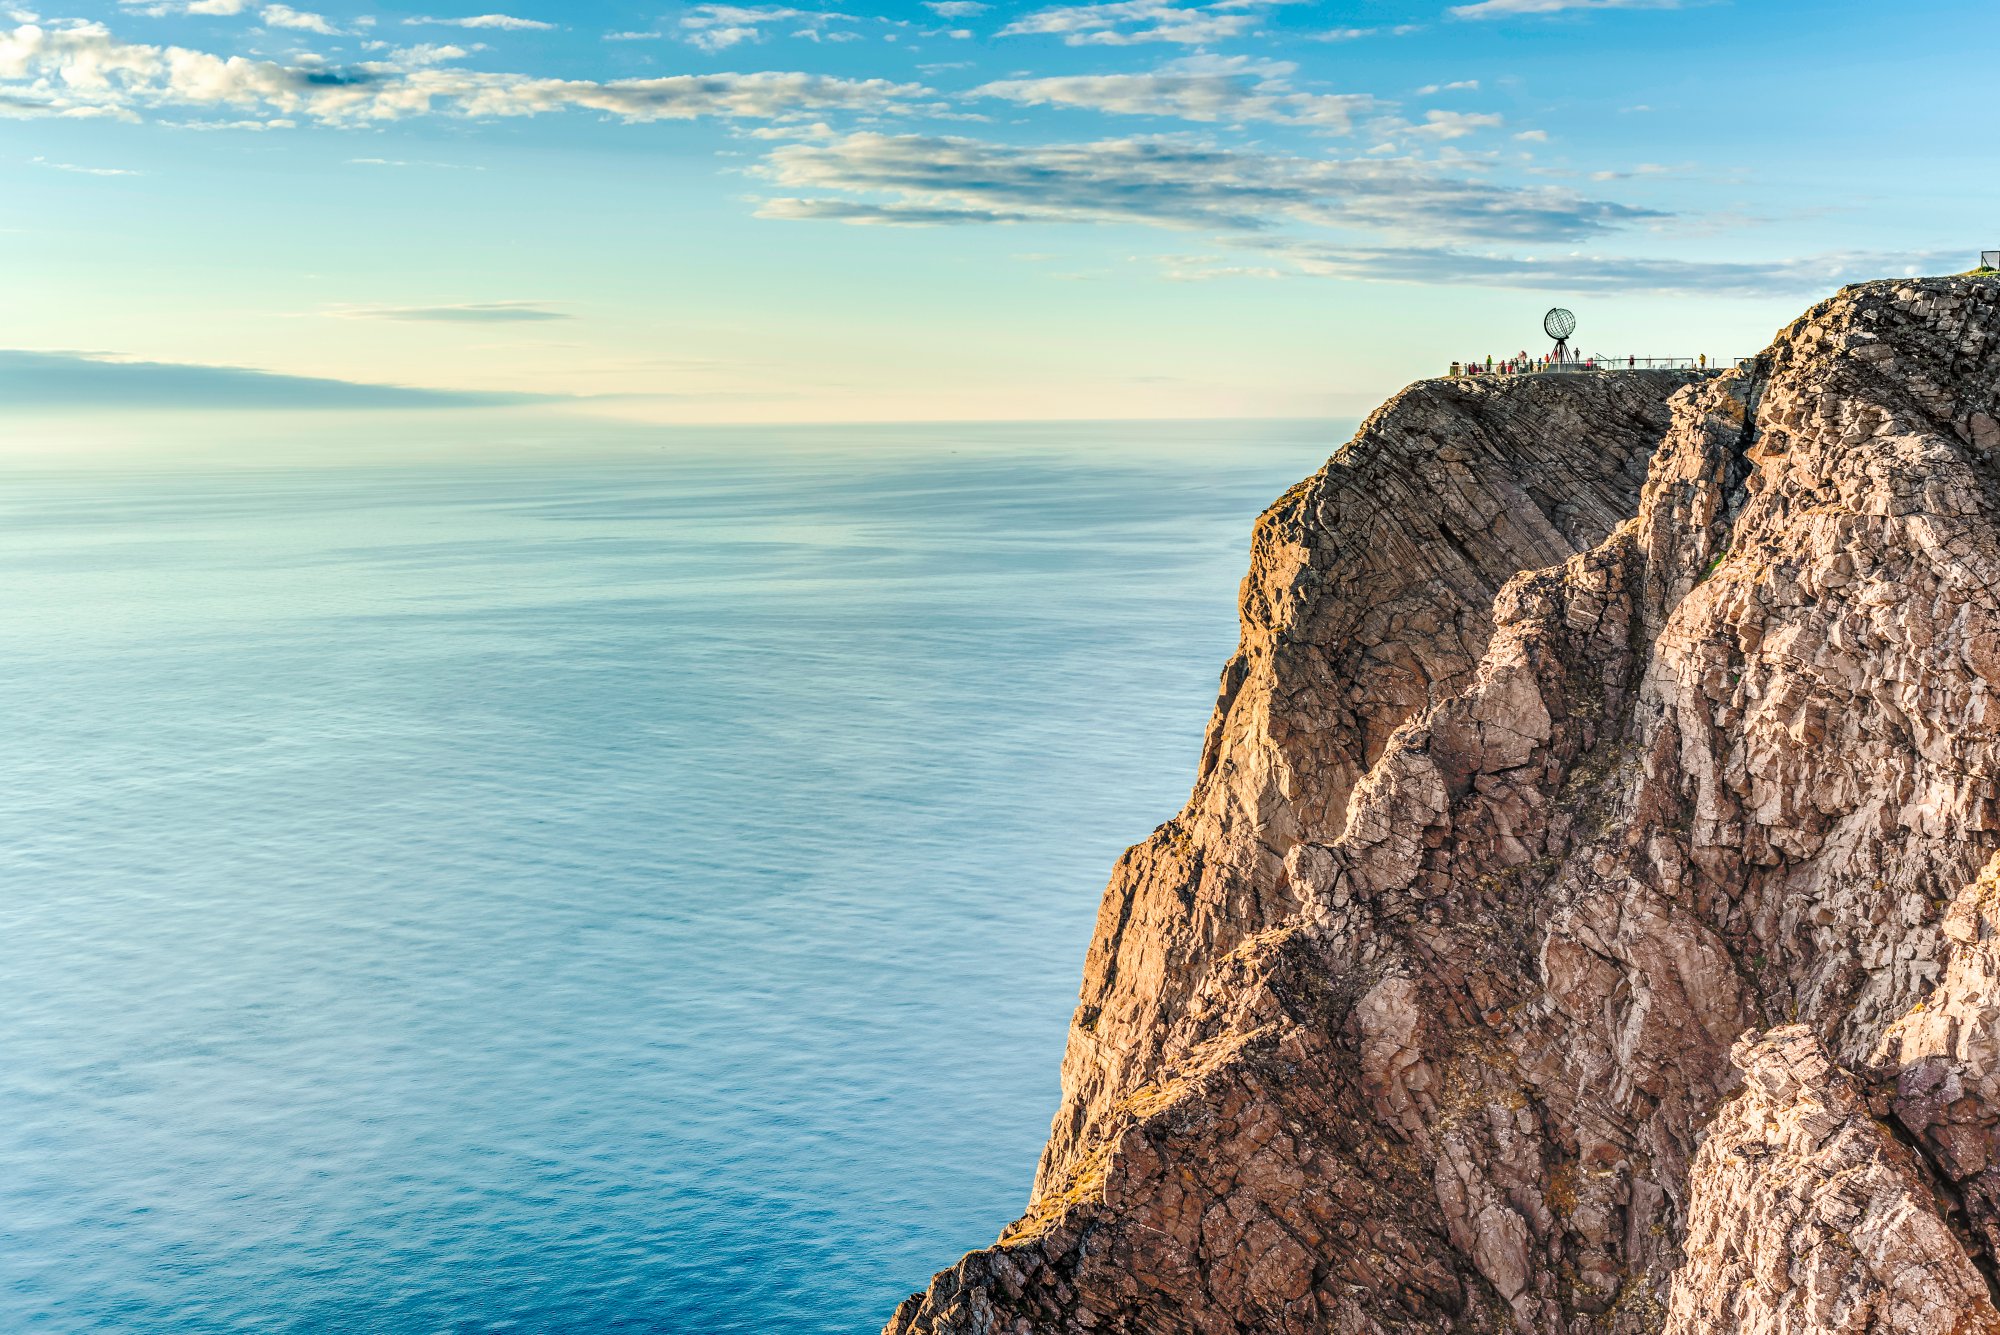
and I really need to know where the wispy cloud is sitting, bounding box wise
[923,0,988,15]
[0,349,550,409]
[998,0,1260,47]
[0,20,921,124]
[1233,243,1966,296]
[1308,24,1422,40]
[403,13,554,29]
[346,155,483,168]
[117,1,251,15]
[977,57,1376,130]
[756,131,1664,240]
[1449,0,1684,19]
[327,301,571,322]
[677,4,855,52]
[31,154,142,174]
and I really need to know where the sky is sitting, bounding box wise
[1,0,1992,424]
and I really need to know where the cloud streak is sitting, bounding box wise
[32,154,142,174]
[0,20,921,124]
[0,349,550,409]
[327,301,571,322]
[1449,0,1684,19]
[756,131,1664,241]
[998,0,1259,47]
[404,13,554,30]
[1234,243,1967,296]
[976,58,1377,130]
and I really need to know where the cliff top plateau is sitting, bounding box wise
[886,274,2000,1335]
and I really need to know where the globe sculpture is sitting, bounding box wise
[1544,307,1577,366]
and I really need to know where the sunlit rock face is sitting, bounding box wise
[885,275,2000,1335]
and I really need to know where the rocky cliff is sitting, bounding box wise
[886,275,2000,1335]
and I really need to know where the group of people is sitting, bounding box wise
[1449,351,1602,377]
[1448,352,1713,377]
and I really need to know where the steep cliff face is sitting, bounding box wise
[887,275,2000,1335]
[1038,371,1697,1203]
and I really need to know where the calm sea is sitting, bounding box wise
[0,420,1339,1334]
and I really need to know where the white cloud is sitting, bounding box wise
[403,13,554,29]
[923,0,988,14]
[1408,109,1503,138]
[1450,0,1683,18]
[998,0,1259,47]
[378,43,470,66]
[675,4,856,51]
[685,24,757,50]
[1414,79,1477,94]
[1514,128,1547,142]
[0,20,921,123]
[977,57,1376,130]
[755,130,1664,241]
[261,5,341,34]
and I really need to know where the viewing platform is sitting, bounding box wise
[1451,308,1751,380]
[1447,353,1749,378]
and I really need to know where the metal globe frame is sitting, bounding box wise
[1544,307,1577,366]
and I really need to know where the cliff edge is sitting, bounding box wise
[887,275,2000,1335]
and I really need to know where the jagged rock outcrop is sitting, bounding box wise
[887,275,2000,1335]
[1666,1027,2000,1335]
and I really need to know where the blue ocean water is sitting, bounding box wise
[0,421,1338,1334]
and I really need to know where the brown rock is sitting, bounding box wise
[1668,1027,2000,1335]
[886,275,2000,1335]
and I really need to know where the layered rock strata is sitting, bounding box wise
[887,275,2000,1335]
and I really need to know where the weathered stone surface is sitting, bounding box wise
[886,275,2000,1335]
[1667,1027,2000,1335]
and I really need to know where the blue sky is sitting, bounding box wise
[1,0,1991,422]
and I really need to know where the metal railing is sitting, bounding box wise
[1448,355,1751,377]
